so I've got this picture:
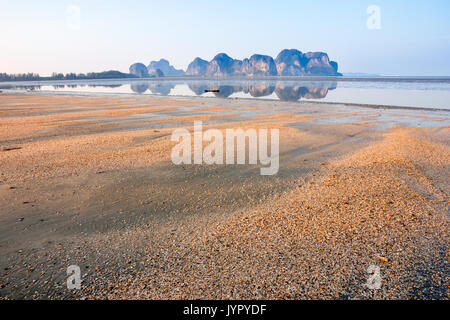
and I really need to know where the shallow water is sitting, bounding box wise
[2,79,450,110]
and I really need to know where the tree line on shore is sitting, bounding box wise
[0,70,137,82]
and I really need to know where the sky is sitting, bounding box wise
[1,0,450,76]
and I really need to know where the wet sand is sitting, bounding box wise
[0,93,448,299]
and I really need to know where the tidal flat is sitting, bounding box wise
[0,92,448,299]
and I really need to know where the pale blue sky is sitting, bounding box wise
[1,0,450,76]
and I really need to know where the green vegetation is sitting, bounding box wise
[0,70,137,82]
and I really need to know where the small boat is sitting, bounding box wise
[205,73,221,93]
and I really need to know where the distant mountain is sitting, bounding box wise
[89,70,138,79]
[241,54,278,76]
[129,63,149,78]
[185,49,341,77]
[275,50,340,76]
[147,59,184,76]
[343,72,381,77]
[186,57,209,76]
[129,59,179,78]
[149,68,165,77]
[304,52,339,76]
[205,53,242,77]
[275,49,308,76]
[130,49,341,78]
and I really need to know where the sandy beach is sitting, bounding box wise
[0,93,448,299]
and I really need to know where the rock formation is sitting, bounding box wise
[186,58,209,76]
[133,49,341,78]
[275,49,307,76]
[148,68,165,78]
[129,63,149,78]
[184,49,341,77]
[205,53,242,77]
[147,59,184,76]
[304,52,339,76]
[241,54,277,76]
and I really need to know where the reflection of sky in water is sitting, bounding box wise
[2,79,450,110]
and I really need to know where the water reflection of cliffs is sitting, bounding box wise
[4,81,336,101]
[130,82,176,95]
[187,81,337,101]
[148,82,175,95]
[130,83,149,94]
[243,82,275,97]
